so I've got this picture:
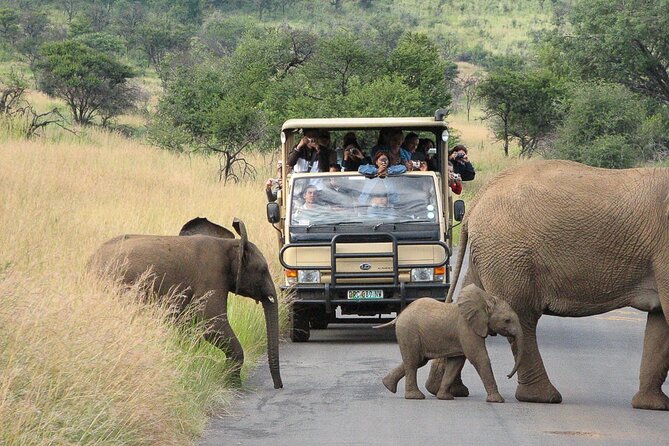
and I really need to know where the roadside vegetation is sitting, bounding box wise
[0,0,668,444]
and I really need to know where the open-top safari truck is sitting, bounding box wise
[266,111,465,341]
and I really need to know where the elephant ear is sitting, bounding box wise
[232,218,248,294]
[179,217,235,239]
[457,285,491,338]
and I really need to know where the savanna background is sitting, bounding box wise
[1,0,668,444]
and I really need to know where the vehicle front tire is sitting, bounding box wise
[290,306,310,342]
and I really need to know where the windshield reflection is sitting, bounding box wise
[291,175,437,226]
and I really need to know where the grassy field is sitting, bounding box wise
[0,82,521,444]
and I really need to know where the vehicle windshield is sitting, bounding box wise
[290,174,438,226]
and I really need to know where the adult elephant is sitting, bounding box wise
[89,218,283,389]
[444,160,669,410]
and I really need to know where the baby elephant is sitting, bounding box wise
[379,284,523,402]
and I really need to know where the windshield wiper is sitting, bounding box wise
[392,219,434,224]
[335,221,364,225]
[373,219,433,230]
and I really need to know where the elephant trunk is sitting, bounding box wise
[262,298,283,389]
[507,330,524,379]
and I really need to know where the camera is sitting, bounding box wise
[411,161,421,168]
[455,152,466,160]
[451,173,461,181]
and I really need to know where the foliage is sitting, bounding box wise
[35,40,136,125]
[388,32,456,114]
[558,0,669,105]
[136,19,192,67]
[552,82,666,168]
[0,7,20,45]
[478,68,565,156]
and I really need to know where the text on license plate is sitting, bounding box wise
[347,290,383,300]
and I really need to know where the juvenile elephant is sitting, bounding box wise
[88,218,283,389]
[379,284,522,401]
[443,160,669,410]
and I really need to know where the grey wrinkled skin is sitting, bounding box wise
[88,218,283,389]
[381,284,523,402]
[444,160,669,410]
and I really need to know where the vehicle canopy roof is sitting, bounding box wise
[281,116,449,133]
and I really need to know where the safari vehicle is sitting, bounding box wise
[266,111,465,341]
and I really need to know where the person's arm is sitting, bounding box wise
[451,181,462,195]
[388,164,407,175]
[358,164,378,175]
[286,145,304,168]
[455,161,476,181]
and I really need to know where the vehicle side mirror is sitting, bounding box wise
[453,200,465,222]
[267,202,280,224]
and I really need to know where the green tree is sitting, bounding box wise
[35,40,136,124]
[303,31,372,97]
[560,0,669,104]
[478,69,565,156]
[150,64,265,182]
[136,19,191,67]
[0,7,19,45]
[553,82,659,168]
[388,32,456,114]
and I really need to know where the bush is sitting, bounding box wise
[552,82,666,168]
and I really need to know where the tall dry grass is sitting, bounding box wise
[0,88,524,444]
[0,127,282,445]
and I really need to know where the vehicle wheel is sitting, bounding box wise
[290,307,310,342]
[310,311,330,329]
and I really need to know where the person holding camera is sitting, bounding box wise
[448,161,463,195]
[342,141,371,172]
[358,151,406,178]
[287,128,337,173]
[448,144,476,181]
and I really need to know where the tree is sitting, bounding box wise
[559,0,669,104]
[303,31,371,97]
[458,74,480,121]
[0,7,19,45]
[552,82,663,168]
[150,64,265,182]
[478,69,564,156]
[388,32,456,114]
[35,40,136,125]
[136,19,191,67]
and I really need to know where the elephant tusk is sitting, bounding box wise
[267,296,276,304]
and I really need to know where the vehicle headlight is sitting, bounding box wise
[411,268,434,282]
[298,269,321,283]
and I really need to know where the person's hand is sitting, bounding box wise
[419,161,428,172]
[265,179,273,191]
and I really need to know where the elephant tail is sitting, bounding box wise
[373,319,396,329]
[446,222,468,303]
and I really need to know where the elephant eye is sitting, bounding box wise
[504,318,511,324]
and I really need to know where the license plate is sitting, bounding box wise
[347,290,383,300]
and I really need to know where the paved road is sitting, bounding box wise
[201,308,669,446]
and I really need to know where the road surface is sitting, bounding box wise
[201,308,668,445]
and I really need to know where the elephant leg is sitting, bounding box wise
[204,314,245,385]
[511,314,561,403]
[404,358,427,400]
[437,356,466,400]
[463,339,504,403]
[426,359,470,397]
[382,364,405,394]
[632,311,669,410]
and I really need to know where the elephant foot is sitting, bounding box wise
[382,375,398,394]
[515,381,562,403]
[404,389,426,400]
[486,392,505,403]
[632,390,669,411]
[450,381,470,398]
[436,391,454,400]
